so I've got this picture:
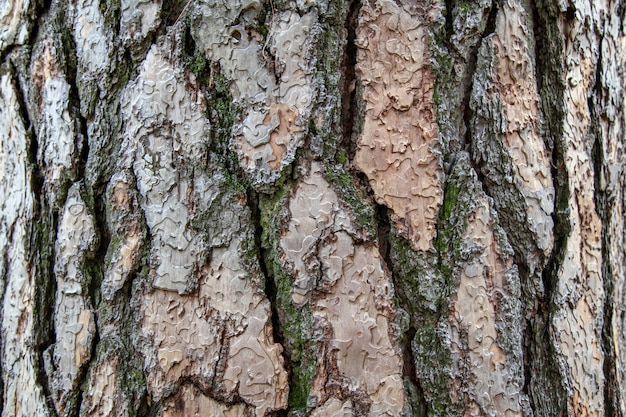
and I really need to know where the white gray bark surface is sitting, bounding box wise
[0,0,624,416]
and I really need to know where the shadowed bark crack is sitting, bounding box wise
[246,188,289,417]
[248,189,286,356]
[403,326,428,417]
[340,0,360,160]
[589,40,620,416]
[7,61,60,416]
[344,0,432,413]
[0,0,51,65]
[595,134,619,417]
[60,17,107,414]
[524,1,570,415]
[462,0,498,150]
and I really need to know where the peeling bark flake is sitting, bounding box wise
[354,0,443,252]
[280,162,405,416]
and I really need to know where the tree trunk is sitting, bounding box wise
[0,0,624,415]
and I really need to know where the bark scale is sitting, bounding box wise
[0,0,624,416]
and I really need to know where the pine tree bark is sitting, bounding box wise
[0,0,624,416]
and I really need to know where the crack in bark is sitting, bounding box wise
[460,2,572,415]
[74,192,108,417]
[462,0,498,152]
[343,0,432,413]
[246,188,289,417]
[340,0,360,160]
[524,1,570,415]
[248,189,286,355]
[589,36,620,416]
[443,0,454,45]
[595,137,620,417]
[59,15,109,414]
[7,63,62,417]
[402,326,428,417]
[374,204,391,268]
[0,0,51,65]
[373,206,427,415]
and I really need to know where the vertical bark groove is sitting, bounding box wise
[13,60,60,416]
[247,186,290,417]
[462,0,498,151]
[526,0,570,414]
[340,0,360,159]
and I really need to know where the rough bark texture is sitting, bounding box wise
[0,0,624,416]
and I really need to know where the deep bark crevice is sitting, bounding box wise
[248,189,286,353]
[595,136,619,417]
[403,326,428,417]
[0,0,51,65]
[462,0,499,212]
[9,64,60,417]
[443,0,454,43]
[32,218,59,417]
[340,0,361,161]
[85,189,110,308]
[61,15,108,414]
[464,0,498,131]
[528,132,570,417]
[142,0,191,51]
[344,0,431,413]
[374,204,391,269]
[0,44,16,67]
[525,1,570,414]
[589,40,620,415]
[374,186,430,415]
[77,120,90,182]
[75,190,109,417]
[246,188,289,417]
[62,4,90,186]
[161,0,192,28]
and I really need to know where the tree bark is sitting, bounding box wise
[0,0,624,416]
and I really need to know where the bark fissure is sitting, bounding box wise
[463,0,498,151]
[443,0,454,44]
[374,203,428,414]
[249,189,286,355]
[529,123,570,415]
[590,40,620,415]
[56,19,105,416]
[340,0,360,160]
[75,192,108,417]
[8,63,61,417]
[373,203,429,414]
[246,187,289,417]
[596,140,619,417]
[525,1,570,414]
[0,0,49,65]
[374,200,391,269]
[33,223,60,417]
[403,326,428,417]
